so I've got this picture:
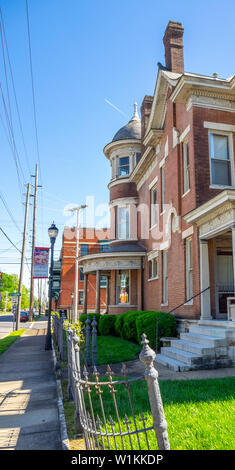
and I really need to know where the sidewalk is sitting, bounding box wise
[0,324,63,450]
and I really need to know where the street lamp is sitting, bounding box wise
[69,204,87,323]
[45,222,59,350]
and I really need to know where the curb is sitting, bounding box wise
[52,338,70,451]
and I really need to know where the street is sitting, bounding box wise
[0,314,48,339]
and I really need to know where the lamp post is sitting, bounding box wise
[69,205,87,323]
[45,222,59,350]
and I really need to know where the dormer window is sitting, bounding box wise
[119,156,130,176]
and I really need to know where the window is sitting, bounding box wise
[162,251,168,304]
[99,242,110,252]
[116,270,130,304]
[185,238,193,301]
[79,267,84,281]
[161,166,165,212]
[100,276,107,288]
[78,291,84,305]
[119,156,130,176]
[80,244,89,256]
[117,206,130,239]
[210,133,231,186]
[149,257,158,279]
[150,186,157,227]
[183,141,190,194]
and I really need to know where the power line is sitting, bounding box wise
[0,227,22,254]
[0,190,22,234]
[0,7,31,176]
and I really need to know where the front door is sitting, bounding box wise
[216,250,234,317]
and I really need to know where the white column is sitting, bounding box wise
[199,239,212,321]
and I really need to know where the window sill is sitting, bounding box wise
[210,184,235,190]
[161,302,168,307]
[148,276,159,282]
[184,300,193,306]
[160,210,166,216]
[182,189,190,198]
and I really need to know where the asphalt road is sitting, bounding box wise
[0,314,48,338]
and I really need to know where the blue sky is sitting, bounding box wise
[0,0,234,287]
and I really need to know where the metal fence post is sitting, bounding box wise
[85,317,91,366]
[72,332,83,435]
[67,327,73,400]
[91,316,97,366]
[139,333,170,450]
[60,317,64,360]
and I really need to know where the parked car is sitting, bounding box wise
[14,311,29,322]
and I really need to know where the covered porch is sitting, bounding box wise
[78,243,146,315]
[184,190,235,323]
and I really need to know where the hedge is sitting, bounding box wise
[121,311,142,342]
[136,311,177,350]
[99,315,117,336]
[79,313,102,335]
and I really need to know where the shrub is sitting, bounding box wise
[79,313,102,335]
[114,311,129,337]
[136,311,177,350]
[122,311,142,342]
[99,315,117,336]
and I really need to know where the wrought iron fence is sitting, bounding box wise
[53,314,64,361]
[66,326,170,451]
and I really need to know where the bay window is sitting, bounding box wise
[116,270,130,304]
[119,156,130,176]
[117,205,130,239]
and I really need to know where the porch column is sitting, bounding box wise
[199,239,212,320]
[106,275,110,312]
[96,270,100,314]
[231,226,235,295]
[83,273,88,314]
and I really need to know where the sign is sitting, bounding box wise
[33,247,49,279]
[8,292,21,297]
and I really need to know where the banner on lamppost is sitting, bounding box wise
[33,247,49,279]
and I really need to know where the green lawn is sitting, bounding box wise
[82,335,141,366]
[0,329,25,355]
[81,376,235,450]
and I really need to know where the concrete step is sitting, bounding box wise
[180,332,226,347]
[171,339,215,356]
[161,346,202,365]
[154,354,191,372]
[188,325,231,338]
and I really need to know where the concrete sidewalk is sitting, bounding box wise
[0,327,63,450]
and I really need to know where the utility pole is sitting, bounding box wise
[69,205,87,323]
[29,164,38,321]
[16,183,31,331]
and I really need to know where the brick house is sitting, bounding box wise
[58,227,110,318]
[79,21,235,369]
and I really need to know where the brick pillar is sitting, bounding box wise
[96,270,100,314]
[83,273,88,314]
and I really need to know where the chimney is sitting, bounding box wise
[141,95,153,140]
[163,21,184,73]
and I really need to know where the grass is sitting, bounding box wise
[0,329,26,355]
[87,335,141,366]
[81,376,235,450]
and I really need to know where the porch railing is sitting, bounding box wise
[156,286,211,351]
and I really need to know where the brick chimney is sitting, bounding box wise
[141,95,153,140]
[163,21,184,73]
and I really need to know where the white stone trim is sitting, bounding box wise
[204,122,235,132]
[110,197,138,207]
[148,176,158,190]
[182,226,194,239]
[179,125,190,143]
[147,249,159,261]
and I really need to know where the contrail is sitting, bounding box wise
[105,98,127,116]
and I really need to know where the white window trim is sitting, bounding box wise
[185,237,193,305]
[182,139,190,195]
[150,184,158,229]
[117,205,130,240]
[179,124,190,143]
[148,255,159,281]
[208,130,235,188]
[116,269,131,305]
